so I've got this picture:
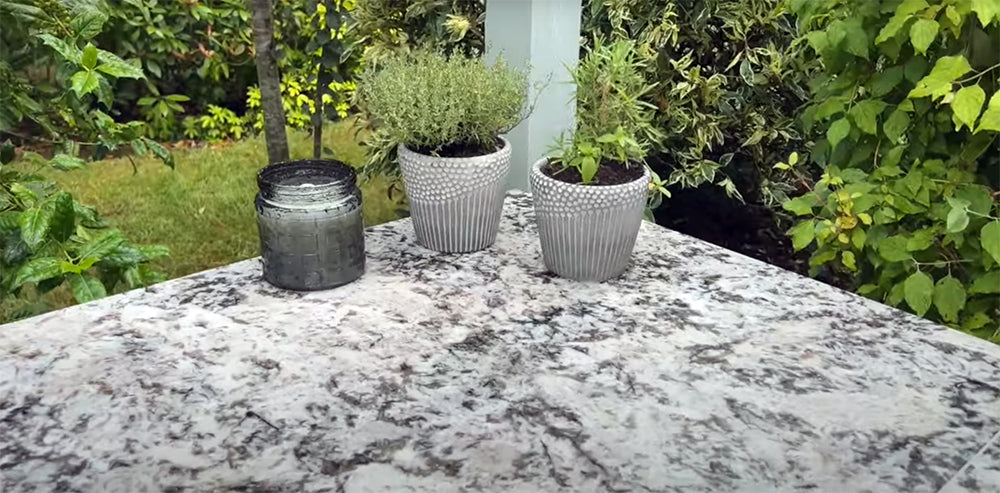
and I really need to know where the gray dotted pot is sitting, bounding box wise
[398,138,511,253]
[530,158,650,282]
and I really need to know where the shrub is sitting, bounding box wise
[97,0,360,142]
[351,0,485,62]
[782,0,1000,342]
[356,50,528,174]
[580,0,813,204]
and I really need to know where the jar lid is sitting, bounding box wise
[257,160,357,206]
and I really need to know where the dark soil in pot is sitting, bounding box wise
[411,138,504,158]
[541,160,645,185]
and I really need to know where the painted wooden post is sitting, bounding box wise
[485,0,582,191]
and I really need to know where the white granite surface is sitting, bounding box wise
[1,192,999,492]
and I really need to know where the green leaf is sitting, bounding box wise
[883,109,910,143]
[946,206,970,233]
[904,56,929,83]
[852,227,867,249]
[898,0,931,17]
[783,195,818,216]
[68,273,107,303]
[963,311,992,331]
[18,207,51,249]
[981,221,1000,265]
[906,228,936,251]
[95,50,144,79]
[888,281,906,306]
[879,235,912,262]
[951,85,986,131]
[49,154,86,171]
[933,276,966,323]
[877,1,928,43]
[77,229,126,260]
[45,192,74,242]
[70,70,100,97]
[970,270,1000,294]
[945,5,964,33]
[850,100,888,135]
[579,156,597,183]
[789,220,815,251]
[974,91,1000,133]
[11,257,61,289]
[908,55,973,100]
[971,0,1000,27]
[842,251,857,271]
[81,44,98,70]
[9,183,38,207]
[70,9,108,39]
[842,18,870,59]
[904,271,934,316]
[0,211,20,232]
[813,98,847,121]
[827,118,852,149]
[868,67,905,98]
[909,19,939,55]
[955,185,993,216]
[37,34,81,64]
[882,145,906,168]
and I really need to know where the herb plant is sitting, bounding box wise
[356,50,528,176]
[550,38,661,184]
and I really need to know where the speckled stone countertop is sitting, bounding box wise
[2,192,999,493]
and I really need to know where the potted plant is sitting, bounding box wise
[357,51,528,253]
[530,38,670,281]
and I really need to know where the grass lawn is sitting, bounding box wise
[3,120,402,320]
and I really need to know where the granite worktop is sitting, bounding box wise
[2,192,999,493]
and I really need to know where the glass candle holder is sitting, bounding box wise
[256,160,365,290]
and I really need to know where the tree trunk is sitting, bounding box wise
[249,0,289,164]
[312,67,332,159]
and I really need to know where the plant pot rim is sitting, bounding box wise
[531,157,650,191]
[399,136,510,162]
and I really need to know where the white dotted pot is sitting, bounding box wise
[398,138,511,253]
[530,158,650,282]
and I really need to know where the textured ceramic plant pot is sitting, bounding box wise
[530,158,651,282]
[397,137,511,253]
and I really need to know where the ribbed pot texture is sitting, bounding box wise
[398,137,511,253]
[530,158,650,282]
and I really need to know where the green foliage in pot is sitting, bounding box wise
[549,39,670,211]
[356,50,528,176]
[781,0,1000,342]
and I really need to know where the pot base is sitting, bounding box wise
[530,158,650,282]
[399,139,511,253]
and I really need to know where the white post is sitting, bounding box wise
[485,0,582,191]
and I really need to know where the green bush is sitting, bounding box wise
[351,0,485,62]
[97,0,360,142]
[356,50,527,174]
[782,0,1000,342]
[0,0,168,319]
[581,0,813,203]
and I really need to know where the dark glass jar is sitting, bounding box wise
[256,160,365,290]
